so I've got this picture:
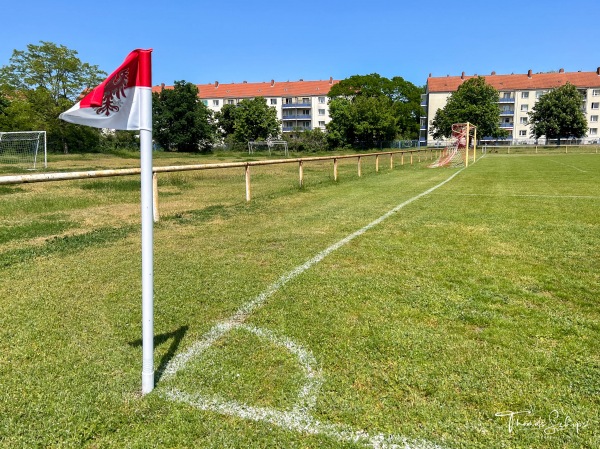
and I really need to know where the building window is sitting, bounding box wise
[519,130,527,136]
[593,89,600,96]
[227,99,234,105]
[318,97,326,104]
[270,98,277,105]
[302,97,309,104]
[202,100,208,106]
[213,100,220,106]
[520,117,528,125]
[591,115,598,122]
[592,102,599,110]
[521,104,528,112]
[536,91,544,99]
[589,128,598,135]
[318,109,325,115]
[521,92,529,99]
[318,121,325,127]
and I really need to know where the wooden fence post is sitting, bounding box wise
[333,158,338,181]
[245,165,251,202]
[357,156,362,177]
[401,153,404,166]
[410,152,413,165]
[299,160,304,187]
[390,153,394,169]
[375,154,379,172]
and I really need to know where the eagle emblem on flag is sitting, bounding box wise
[94,68,129,116]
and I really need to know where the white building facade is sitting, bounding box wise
[154,78,339,134]
[421,68,600,146]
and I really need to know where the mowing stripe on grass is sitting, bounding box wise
[433,193,600,200]
[547,159,588,173]
[161,169,464,449]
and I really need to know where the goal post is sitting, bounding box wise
[428,123,476,168]
[0,131,47,169]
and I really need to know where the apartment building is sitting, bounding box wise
[421,68,600,146]
[153,78,339,134]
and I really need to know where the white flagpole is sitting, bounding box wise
[140,85,154,394]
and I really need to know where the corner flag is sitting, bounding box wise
[59,49,152,130]
[60,49,156,394]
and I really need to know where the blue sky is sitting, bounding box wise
[1,0,598,88]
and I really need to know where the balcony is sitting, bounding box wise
[282,102,312,108]
[500,123,514,128]
[282,126,312,132]
[498,97,515,103]
[500,110,515,116]
[282,114,312,120]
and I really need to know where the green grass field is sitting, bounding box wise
[0,152,598,448]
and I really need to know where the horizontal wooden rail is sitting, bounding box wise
[0,149,429,186]
[0,149,432,221]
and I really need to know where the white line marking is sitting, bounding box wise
[161,170,463,448]
[164,324,445,448]
[164,388,446,449]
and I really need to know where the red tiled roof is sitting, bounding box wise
[152,79,339,99]
[428,70,600,92]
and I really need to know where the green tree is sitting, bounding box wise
[0,41,106,152]
[214,103,238,138]
[0,90,9,116]
[528,83,587,145]
[0,41,105,104]
[326,73,422,148]
[327,95,398,148]
[430,76,506,140]
[232,97,280,143]
[153,81,216,152]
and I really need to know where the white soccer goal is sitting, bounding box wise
[0,131,47,169]
[248,136,289,156]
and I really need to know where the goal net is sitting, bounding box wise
[248,136,289,156]
[429,123,476,168]
[0,131,47,169]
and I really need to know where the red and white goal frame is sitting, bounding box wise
[429,122,477,168]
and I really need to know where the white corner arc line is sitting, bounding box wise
[160,169,463,448]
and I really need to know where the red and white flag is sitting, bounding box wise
[60,49,152,130]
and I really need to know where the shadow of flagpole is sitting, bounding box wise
[129,325,189,385]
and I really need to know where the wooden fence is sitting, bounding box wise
[0,149,437,221]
